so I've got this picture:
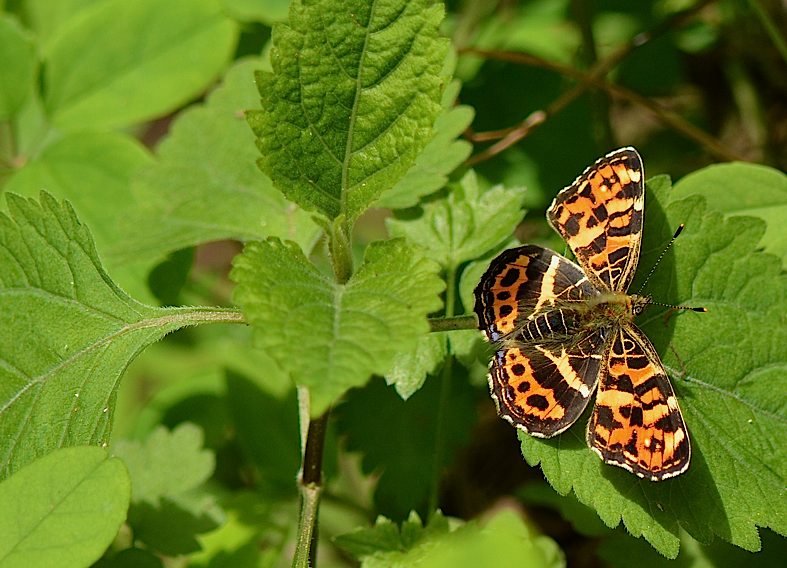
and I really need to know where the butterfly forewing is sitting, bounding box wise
[473,245,598,342]
[547,148,645,292]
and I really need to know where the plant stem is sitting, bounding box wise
[292,218,352,567]
[748,0,787,64]
[293,411,330,568]
[428,264,457,513]
[428,314,477,332]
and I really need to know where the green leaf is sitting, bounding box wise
[336,509,565,568]
[112,423,214,503]
[113,424,221,555]
[671,162,787,264]
[231,238,444,416]
[0,192,238,479]
[387,170,525,269]
[0,446,130,568]
[334,511,450,557]
[225,372,301,497]
[43,0,238,130]
[93,547,163,568]
[3,131,156,300]
[376,82,475,210]
[515,176,786,556]
[598,527,785,568]
[336,374,475,520]
[384,333,447,399]
[114,58,319,268]
[247,0,449,221]
[0,16,36,120]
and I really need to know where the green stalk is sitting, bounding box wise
[292,219,353,567]
[428,263,458,513]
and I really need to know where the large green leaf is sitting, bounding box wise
[112,58,319,267]
[231,238,444,415]
[672,162,787,264]
[18,0,102,44]
[0,446,130,568]
[42,0,238,130]
[0,193,242,479]
[222,0,290,24]
[336,374,476,520]
[514,176,786,557]
[247,0,449,222]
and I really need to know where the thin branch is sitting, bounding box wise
[463,0,743,163]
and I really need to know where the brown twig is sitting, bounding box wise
[463,0,743,164]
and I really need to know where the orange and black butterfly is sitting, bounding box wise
[474,148,690,481]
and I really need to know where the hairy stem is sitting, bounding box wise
[293,411,330,568]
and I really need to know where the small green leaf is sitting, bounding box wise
[387,170,525,269]
[376,82,475,209]
[337,509,565,568]
[385,333,447,399]
[672,162,787,264]
[43,0,238,130]
[248,0,449,221]
[516,176,786,557]
[0,193,238,479]
[231,238,444,416]
[0,446,130,568]
[0,16,36,120]
[115,58,319,267]
[113,424,221,555]
[113,423,214,504]
[334,511,449,558]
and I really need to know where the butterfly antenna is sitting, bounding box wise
[637,224,707,312]
[636,224,684,295]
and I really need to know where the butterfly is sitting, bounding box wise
[473,147,691,480]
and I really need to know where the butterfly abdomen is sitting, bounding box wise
[520,310,580,341]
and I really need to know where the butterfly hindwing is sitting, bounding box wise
[490,330,606,437]
[588,324,691,480]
